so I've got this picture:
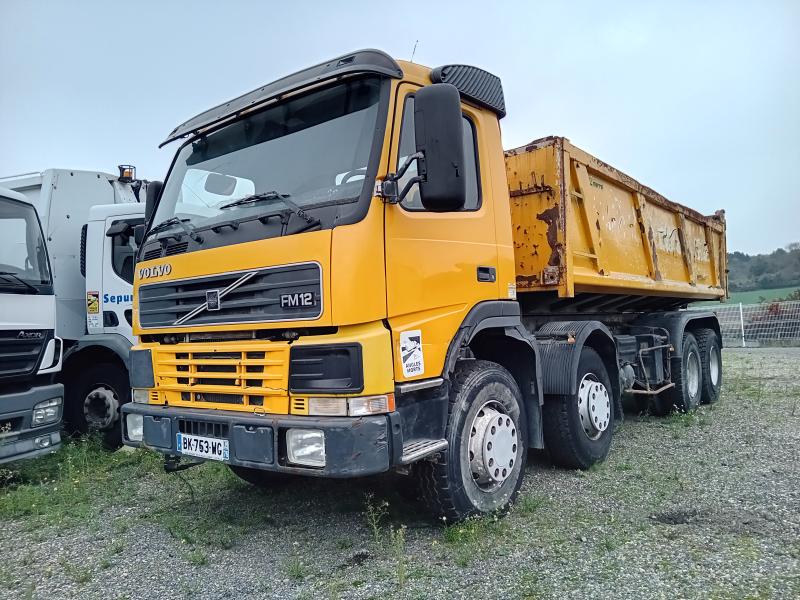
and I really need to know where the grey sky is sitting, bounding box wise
[1,0,797,254]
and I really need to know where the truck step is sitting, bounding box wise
[400,439,448,464]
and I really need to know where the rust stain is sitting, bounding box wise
[646,226,663,281]
[536,204,561,267]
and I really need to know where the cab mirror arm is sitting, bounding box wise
[378,152,425,204]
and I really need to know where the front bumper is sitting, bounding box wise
[122,403,393,478]
[0,383,63,464]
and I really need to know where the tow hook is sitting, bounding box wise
[163,455,203,473]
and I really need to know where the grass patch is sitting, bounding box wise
[515,494,547,516]
[285,556,309,580]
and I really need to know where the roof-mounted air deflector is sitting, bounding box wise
[430,65,506,118]
[160,49,403,147]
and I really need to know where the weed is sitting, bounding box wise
[109,539,125,555]
[99,558,112,570]
[185,549,208,566]
[389,524,407,588]
[363,493,389,544]
[516,494,546,516]
[335,538,353,550]
[60,558,92,584]
[285,556,309,581]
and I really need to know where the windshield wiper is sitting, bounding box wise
[220,192,321,231]
[147,217,203,243]
[219,191,289,210]
[0,272,39,294]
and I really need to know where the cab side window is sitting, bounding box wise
[397,96,481,211]
[111,218,144,284]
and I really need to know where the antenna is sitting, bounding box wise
[410,40,419,63]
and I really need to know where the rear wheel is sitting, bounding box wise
[668,332,703,413]
[229,466,291,487]
[65,363,129,449]
[697,328,722,404]
[416,360,527,522]
[542,347,614,469]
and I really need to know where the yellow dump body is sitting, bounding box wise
[505,136,727,302]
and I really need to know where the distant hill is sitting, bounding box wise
[727,243,800,292]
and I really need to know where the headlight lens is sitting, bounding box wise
[126,414,144,442]
[286,428,325,467]
[348,394,393,416]
[132,389,150,404]
[308,397,347,416]
[32,397,62,426]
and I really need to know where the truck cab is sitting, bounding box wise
[0,186,63,463]
[123,50,725,520]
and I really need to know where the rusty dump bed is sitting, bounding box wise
[505,136,727,305]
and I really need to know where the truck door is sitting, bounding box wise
[100,214,143,343]
[384,84,499,381]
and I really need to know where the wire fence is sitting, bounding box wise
[692,300,800,347]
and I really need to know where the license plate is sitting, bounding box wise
[176,432,229,461]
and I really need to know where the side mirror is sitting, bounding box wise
[145,180,163,224]
[133,224,145,246]
[414,83,466,211]
[106,220,132,239]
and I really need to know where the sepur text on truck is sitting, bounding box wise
[122,50,726,520]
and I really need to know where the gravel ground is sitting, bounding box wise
[1,347,799,599]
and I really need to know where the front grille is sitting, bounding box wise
[178,419,229,438]
[0,330,48,379]
[153,341,290,411]
[138,263,322,328]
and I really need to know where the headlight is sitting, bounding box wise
[306,394,394,417]
[32,397,62,426]
[126,414,144,442]
[132,389,150,404]
[286,428,325,467]
[348,394,394,416]
[308,397,347,416]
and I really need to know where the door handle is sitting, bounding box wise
[477,266,496,282]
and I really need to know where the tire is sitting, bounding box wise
[229,466,291,487]
[668,332,703,412]
[542,347,614,470]
[696,328,722,404]
[415,360,527,522]
[65,363,129,449]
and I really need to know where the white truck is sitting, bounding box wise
[0,186,63,463]
[0,168,145,446]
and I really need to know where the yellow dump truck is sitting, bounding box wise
[123,50,726,520]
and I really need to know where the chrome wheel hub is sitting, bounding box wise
[709,345,720,386]
[469,403,518,490]
[578,374,610,440]
[84,385,119,430]
[686,350,700,398]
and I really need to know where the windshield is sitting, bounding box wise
[0,196,52,293]
[153,77,384,237]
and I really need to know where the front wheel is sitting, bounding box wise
[65,363,129,449]
[416,360,527,522]
[543,347,614,469]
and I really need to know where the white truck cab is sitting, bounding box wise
[0,168,144,446]
[0,186,63,463]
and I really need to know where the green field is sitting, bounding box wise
[727,286,799,304]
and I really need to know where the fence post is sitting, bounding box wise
[739,302,746,348]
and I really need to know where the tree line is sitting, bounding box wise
[727,243,800,292]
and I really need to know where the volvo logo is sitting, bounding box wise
[206,290,221,311]
[138,264,172,280]
[17,331,43,339]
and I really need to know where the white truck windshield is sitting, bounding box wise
[0,196,52,293]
